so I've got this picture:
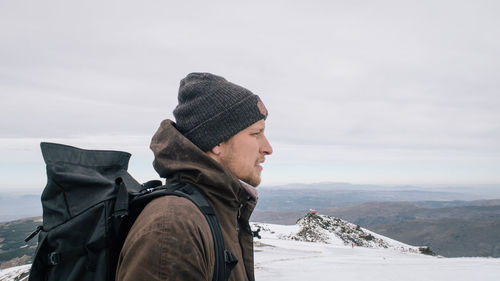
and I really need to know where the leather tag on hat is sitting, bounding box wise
[257,100,268,117]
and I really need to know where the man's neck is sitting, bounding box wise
[239,180,258,200]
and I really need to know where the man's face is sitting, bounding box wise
[214,119,272,187]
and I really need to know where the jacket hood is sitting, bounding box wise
[150,119,250,208]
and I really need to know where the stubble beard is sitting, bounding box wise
[243,170,261,187]
[220,155,261,187]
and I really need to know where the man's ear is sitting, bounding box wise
[206,144,223,163]
[210,144,222,155]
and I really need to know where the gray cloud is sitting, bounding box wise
[1,0,499,186]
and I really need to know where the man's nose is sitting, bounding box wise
[260,135,273,155]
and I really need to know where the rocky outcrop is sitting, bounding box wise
[253,212,435,255]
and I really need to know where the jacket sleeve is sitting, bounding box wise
[116,196,215,281]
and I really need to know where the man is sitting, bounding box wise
[116,72,272,281]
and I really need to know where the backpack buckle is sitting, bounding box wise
[48,252,60,265]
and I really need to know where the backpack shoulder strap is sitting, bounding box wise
[166,183,228,281]
[132,182,234,281]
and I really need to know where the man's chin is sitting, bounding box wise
[242,176,261,187]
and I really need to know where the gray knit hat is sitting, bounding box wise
[173,72,268,152]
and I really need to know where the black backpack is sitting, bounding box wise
[26,142,237,281]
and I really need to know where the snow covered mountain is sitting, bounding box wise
[253,212,434,254]
[253,213,500,281]
[2,213,500,281]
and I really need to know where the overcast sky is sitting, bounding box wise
[1,0,499,192]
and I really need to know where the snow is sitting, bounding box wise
[0,264,30,281]
[253,220,500,281]
[254,214,424,253]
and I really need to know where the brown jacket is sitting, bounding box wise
[116,120,256,281]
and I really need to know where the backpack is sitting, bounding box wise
[26,142,237,281]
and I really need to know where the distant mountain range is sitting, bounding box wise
[2,182,499,222]
[256,182,500,212]
[0,217,40,269]
[320,200,500,257]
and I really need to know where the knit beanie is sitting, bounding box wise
[173,72,268,152]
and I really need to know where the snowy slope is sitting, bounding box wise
[255,238,500,281]
[257,213,427,253]
[0,264,30,281]
[252,213,500,281]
